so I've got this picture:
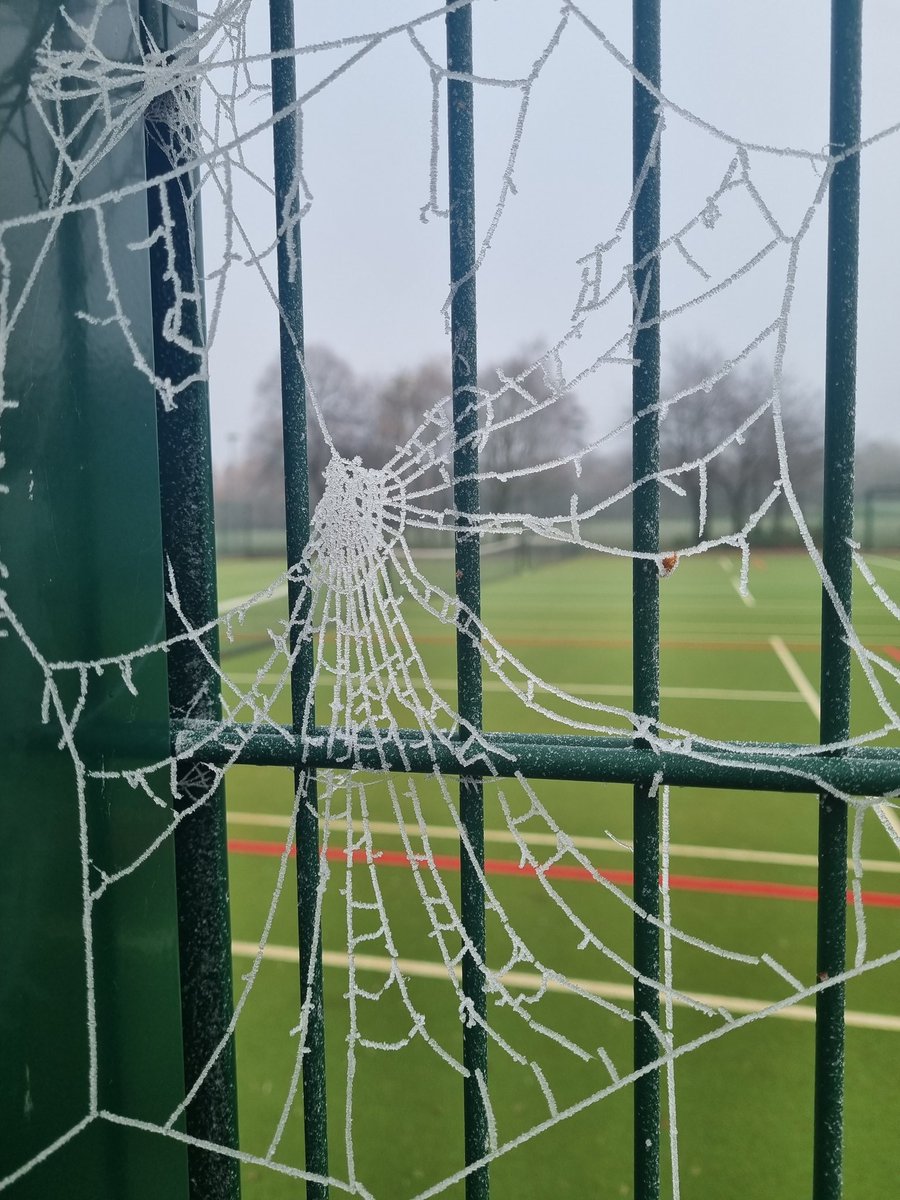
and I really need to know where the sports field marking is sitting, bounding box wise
[218,583,288,614]
[220,629,847,653]
[231,941,900,1034]
[225,812,900,876]
[767,638,900,841]
[866,555,900,573]
[227,839,900,909]
[225,671,802,704]
[719,557,755,607]
[769,635,821,719]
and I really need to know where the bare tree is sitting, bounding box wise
[661,348,823,543]
[221,345,590,534]
[218,343,371,519]
[372,360,450,463]
[477,351,586,516]
[855,436,900,496]
[366,350,587,517]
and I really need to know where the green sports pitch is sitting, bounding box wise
[214,548,900,1199]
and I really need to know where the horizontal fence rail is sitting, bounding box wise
[171,719,900,795]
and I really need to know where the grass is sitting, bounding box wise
[213,548,900,1199]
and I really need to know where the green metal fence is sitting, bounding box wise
[1,0,893,1198]
[171,1,876,1197]
[141,0,883,1197]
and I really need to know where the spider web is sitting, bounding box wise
[1,1,900,1196]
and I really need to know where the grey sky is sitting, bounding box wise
[201,1,900,467]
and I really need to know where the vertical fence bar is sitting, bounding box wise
[631,2,662,1197]
[269,3,329,1195]
[446,4,488,1197]
[814,3,862,1196]
[142,6,241,1192]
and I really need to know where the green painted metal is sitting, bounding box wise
[0,2,189,1196]
[268,2,330,1194]
[814,2,862,1196]
[146,0,884,1195]
[631,3,662,1194]
[446,5,490,1196]
[140,3,241,1195]
[172,719,900,795]
[3,1,885,1195]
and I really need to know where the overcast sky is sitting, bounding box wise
[199,0,900,467]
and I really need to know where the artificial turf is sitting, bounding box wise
[214,548,900,1199]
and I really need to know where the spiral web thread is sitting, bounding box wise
[1,2,899,1196]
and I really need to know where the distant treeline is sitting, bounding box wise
[215,343,899,552]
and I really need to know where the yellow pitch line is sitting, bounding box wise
[225,812,900,876]
[231,942,900,1034]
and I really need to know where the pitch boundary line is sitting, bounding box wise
[231,942,900,1033]
[225,671,803,705]
[719,557,755,607]
[218,583,288,615]
[225,813,900,876]
[229,839,900,908]
[865,555,900,573]
[768,636,821,719]
[767,637,900,842]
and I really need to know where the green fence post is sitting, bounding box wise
[268,2,330,1195]
[632,2,662,1197]
[814,2,862,1196]
[446,4,489,1196]
[140,3,241,1196]
[1,3,191,1195]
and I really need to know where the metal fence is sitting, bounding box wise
[1,1,890,1198]
[151,2,895,1198]
[154,1,899,1198]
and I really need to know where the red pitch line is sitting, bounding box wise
[227,839,900,909]
[883,646,900,664]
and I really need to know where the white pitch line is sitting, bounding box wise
[880,802,900,840]
[719,557,755,607]
[768,635,821,720]
[231,942,900,1034]
[218,583,289,615]
[219,593,900,842]
[767,638,900,842]
[865,555,900,573]
[225,671,802,705]
[225,812,900,876]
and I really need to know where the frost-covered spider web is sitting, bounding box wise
[2,1,900,1196]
